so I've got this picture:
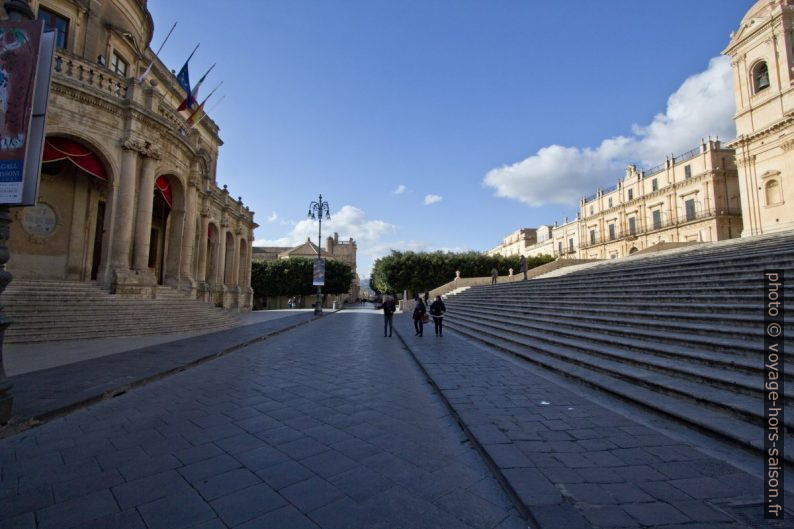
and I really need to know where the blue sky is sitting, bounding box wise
[148,0,755,277]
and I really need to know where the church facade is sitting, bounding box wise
[5,0,255,309]
[724,0,794,236]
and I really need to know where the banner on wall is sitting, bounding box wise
[0,21,55,206]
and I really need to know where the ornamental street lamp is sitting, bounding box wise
[308,194,330,315]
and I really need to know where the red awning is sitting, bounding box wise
[42,138,108,180]
[155,175,173,208]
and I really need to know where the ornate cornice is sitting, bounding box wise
[50,83,123,117]
[121,135,161,160]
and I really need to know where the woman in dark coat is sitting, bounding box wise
[429,295,446,336]
[412,295,426,337]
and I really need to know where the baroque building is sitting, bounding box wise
[724,0,794,235]
[5,0,255,309]
[577,141,742,259]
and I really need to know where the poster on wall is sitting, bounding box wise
[313,258,325,286]
[0,21,54,206]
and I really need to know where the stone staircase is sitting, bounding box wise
[442,232,794,464]
[0,280,240,344]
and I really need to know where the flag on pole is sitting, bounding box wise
[187,82,222,126]
[137,22,176,83]
[176,43,200,107]
[178,63,215,111]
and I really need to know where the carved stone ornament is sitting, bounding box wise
[780,139,794,152]
[121,136,162,160]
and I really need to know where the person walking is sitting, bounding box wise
[429,295,446,336]
[377,295,396,337]
[412,294,426,337]
[519,255,528,280]
[491,267,498,285]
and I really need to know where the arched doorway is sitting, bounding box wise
[150,176,172,284]
[10,136,111,281]
[629,246,639,254]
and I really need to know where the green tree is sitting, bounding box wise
[370,251,554,294]
[251,257,353,299]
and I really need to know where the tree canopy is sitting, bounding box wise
[370,251,554,294]
[251,257,354,298]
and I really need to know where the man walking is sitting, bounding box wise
[491,267,498,285]
[378,295,396,337]
[519,255,528,280]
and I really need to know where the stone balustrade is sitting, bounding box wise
[53,50,128,100]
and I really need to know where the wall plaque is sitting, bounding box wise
[21,202,56,236]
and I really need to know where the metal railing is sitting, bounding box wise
[578,207,741,248]
[674,146,701,163]
[642,162,666,177]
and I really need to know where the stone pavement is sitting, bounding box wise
[0,310,527,529]
[3,311,316,427]
[394,314,792,528]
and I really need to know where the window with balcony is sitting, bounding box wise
[111,52,128,77]
[608,224,615,240]
[684,165,692,179]
[628,189,634,201]
[628,217,636,235]
[652,178,658,192]
[752,61,770,93]
[38,7,69,49]
[589,229,596,245]
[568,238,574,252]
[685,199,696,221]
[652,210,662,230]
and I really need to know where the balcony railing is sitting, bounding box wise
[642,162,665,177]
[674,146,701,163]
[578,207,741,248]
[54,50,128,100]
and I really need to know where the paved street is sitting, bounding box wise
[0,308,790,529]
[0,310,526,529]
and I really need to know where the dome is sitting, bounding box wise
[740,0,787,28]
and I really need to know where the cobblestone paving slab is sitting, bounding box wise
[3,312,316,426]
[394,314,793,529]
[0,311,527,529]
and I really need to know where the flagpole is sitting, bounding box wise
[185,43,200,63]
[193,95,225,127]
[155,22,177,56]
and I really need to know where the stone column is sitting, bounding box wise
[110,146,138,270]
[133,156,157,271]
[197,211,209,282]
[231,231,241,285]
[180,176,199,282]
[217,227,227,285]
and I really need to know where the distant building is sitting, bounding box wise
[724,0,794,236]
[252,232,359,307]
[578,140,741,259]
[486,228,536,257]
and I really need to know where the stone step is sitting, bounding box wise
[445,298,771,323]
[445,301,794,341]
[445,315,794,428]
[446,312,794,397]
[446,318,794,466]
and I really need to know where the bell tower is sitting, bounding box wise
[724,0,794,235]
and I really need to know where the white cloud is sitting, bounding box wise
[424,194,443,205]
[267,211,278,223]
[393,184,406,194]
[484,56,736,207]
[255,204,396,247]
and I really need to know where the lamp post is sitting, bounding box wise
[307,194,330,315]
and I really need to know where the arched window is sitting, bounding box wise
[753,61,770,93]
[765,179,783,205]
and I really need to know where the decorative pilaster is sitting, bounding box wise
[109,145,138,270]
[179,174,199,290]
